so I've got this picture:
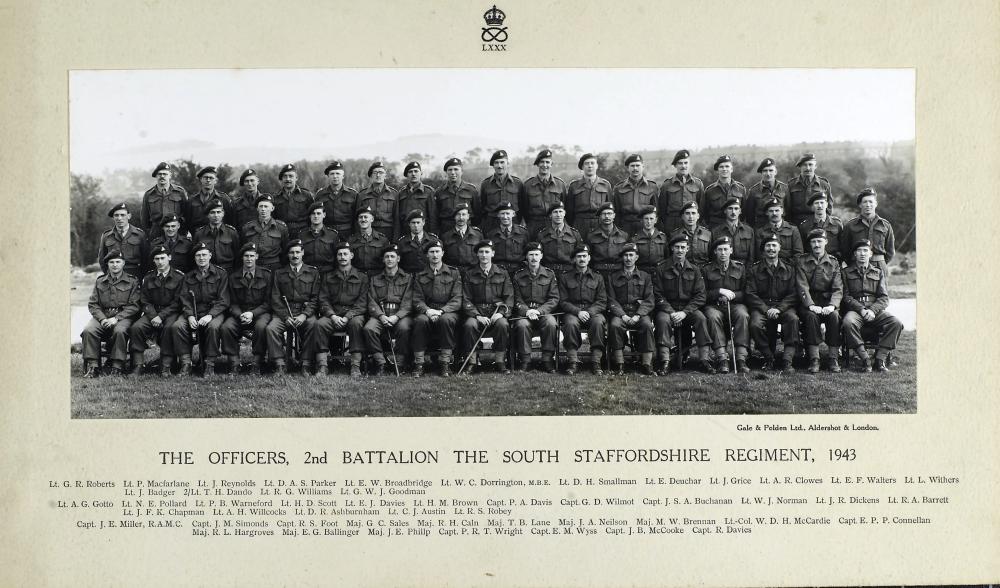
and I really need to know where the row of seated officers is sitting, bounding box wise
[81,204,903,378]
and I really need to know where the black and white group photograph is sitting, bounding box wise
[69,68,916,418]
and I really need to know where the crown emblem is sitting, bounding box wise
[484,5,505,26]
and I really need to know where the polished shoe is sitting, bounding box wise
[808,358,820,374]
[82,366,99,378]
[862,358,873,373]
[760,357,774,371]
[591,364,604,376]
[373,364,386,377]
[413,364,424,378]
[874,359,889,372]
[656,362,670,376]
[518,360,530,372]
[496,362,511,375]
[640,364,655,376]
[887,352,898,367]
[703,360,717,374]
[736,359,750,374]
[718,358,730,374]
[316,364,329,376]
[107,366,124,377]
[828,358,841,373]
[275,363,289,376]
[350,365,362,378]
[565,362,579,376]
[250,363,261,376]
[203,362,215,377]
[129,364,144,376]
[440,364,452,378]
[612,364,625,376]
[779,358,796,373]
[543,359,556,374]
[178,363,192,376]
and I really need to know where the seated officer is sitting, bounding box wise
[668,200,713,266]
[558,244,608,375]
[632,205,668,275]
[585,202,629,278]
[441,202,483,272]
[129,246,185,376]
[364,245,414,376]
[710,197,756,266]
[461,240,514,374]
[314,241,369,377]
[536,201,583,275]
[653,235,711,373]
[266,240,321,375]
[606,243,655,375]
[797,228,844,373]
[349,205,391,277]
[172,242,230,376]
[149,214,192,273]
[220,243,272,375]
[486,200,529,275]
[396,210,439,275]
[755,197,803,262]
[299,201,339,274]
[511,242,561,373]
[81,250,141,377]
[745,233,803,372]
[702,236,750,374]
[411,240,464,377]
[241,194,289,271]
[841,239,903,372]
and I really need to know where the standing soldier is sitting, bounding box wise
[653,235,712,373]
[755,197,803,261]
[702,236,750,374]
[745,234,802,372]
[220,243,272,375]
[606,243,655,375]
[98,202,149,278]
[348,206,391,277]
[841,239,903,372]
[711,197,756,266]
[357,161,398,241]
[536,201,584,275]
[511,242,560,373]
[272,164,314,237]
[632,205,669,275]
[487,200,529,276]
[658,149,705,235]
[129,246,185,376]
[140,161,187,239]
[397,161,438,235]
[298,201,339,274]
[185,166,231,233]
[172,242,230,376]
[313,161,359,235]
[745,158,789,230]
[265,240,321,375]
[230,169,266,230]
[612,153,658,236]
[668,200,713,266]
[701,155,747,230]
[434,157,480,234]
[798,191,844,261]
[558,244,608,375]
[440,202,483,272]
[786,153,833,227]
[149,215,193,272]
[840,187,895,276]
[397,210,438,275]
[566,152,612,238]
[364,245,414,376]
[80,250,141,377]
[797,229,844,374]
[460,240,514,374]
[522,149,567,236]
[479,149,522,234]
[313,241,369,377]
[241,194,289,271]
[192,199,241,272]
[585,202,629,277]
[410,240,464,377]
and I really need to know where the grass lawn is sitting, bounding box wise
[70,332,916,418]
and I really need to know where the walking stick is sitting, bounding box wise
[189,290,200,365]
[457,302,502,375]
[281,295,300,362]
[725,299,738,374]
[375,299,401,378]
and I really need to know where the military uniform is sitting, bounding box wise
[149,234,193,273]
[241,218,290,270]
[229,190,266,231]
[612,177,658,236]
[745,258,803,363]
[479,174,522,234]
[536,224,583,274]
[348,231,391,276]
[658,174,705,235]
[98,224,149,278]
[586,226,630,276]
[265,263,321,366]
[511,265,560,365]
[841,262,903,365]
[488,224,529,276]
[799,215,844,260]
[653,259,710,360]
[220,266,272,365]
[701,259,750,366]
[756,222,803,261]
[632,227,669,274]
[711,222,756,266]
[396,231,439,275]
[786,174,833,227]
[357,184,399,241]
[81,272,141,369]
[669,225,713,267]
[192,223,241,271]
[558,267,608,366]
[745,180,789,230]
[185,190,232,232]
[441,225,484,272]
[298,225,339,274]
[398,183,439,236]
[411,264,464,366]
[840,214,895,273]
[273,186,315,236]
[566,176,613,237]
[364,269,414,365]
[522,175,567,237]
[606,267,656,362]
[172,264,230,369]
[428,181,477,235]
[314,267,370,364]
[461,264,514,368]
[313,185,359,235]
[701,179,748,230]
[129,267,185,363]
[797,252,844,366]
[140,183,188,239]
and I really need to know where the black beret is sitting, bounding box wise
[668,234,690,248]
[489,150,508,165]
[806,228,828,242]
[640,205,658,217]
[671,150,690,166]
[278,164,296,178]
[405,209,426,223]
[856,187,877,204]
[597,202,615,214]
[496,200,516,212]
[255,194,274,206]
[150,245,170,258]
[207,199,225,212]
[239,168,257,186]
[286,239,304,252]
[356,205,375,218]
[367,162,385,177]
[474,239,495,252]
[547,201,566,215]
[680,200,699,213]
[572,244,590,256]
[723,196,742,209]
[756,158,776,173]
[443,157,462,170]
[711,236,732,251]
[624,153,643,166]
[713,155,732,170]
[764,197,783,210]
[807,191,828,206]
[334,240,352,252]
[160,214,181,227]
[533,149,553,166]
[795,153,816,167]
[240,242,258,255]
[759,233,781,250]
[324,161,343,174]
[453,202,472,217]
[525,241,543,254]
[308,201,326,213]
[151,162,170,177]
[196,166,218,178]
[403,161,421,175]
[577,153,597,169]
[382,244,400,257]
[192,241,212,255]
[619,242,639,257]
[424,240,444,253]
[852,239,873,252]
[102,249,124,263]
[107,202,129,217]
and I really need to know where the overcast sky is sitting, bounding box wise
[70,68,914,173]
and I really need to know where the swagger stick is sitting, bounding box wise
[725,299,737,375]
[457,302,503,376]
[281,295,300,362]
[189,290,201,365]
